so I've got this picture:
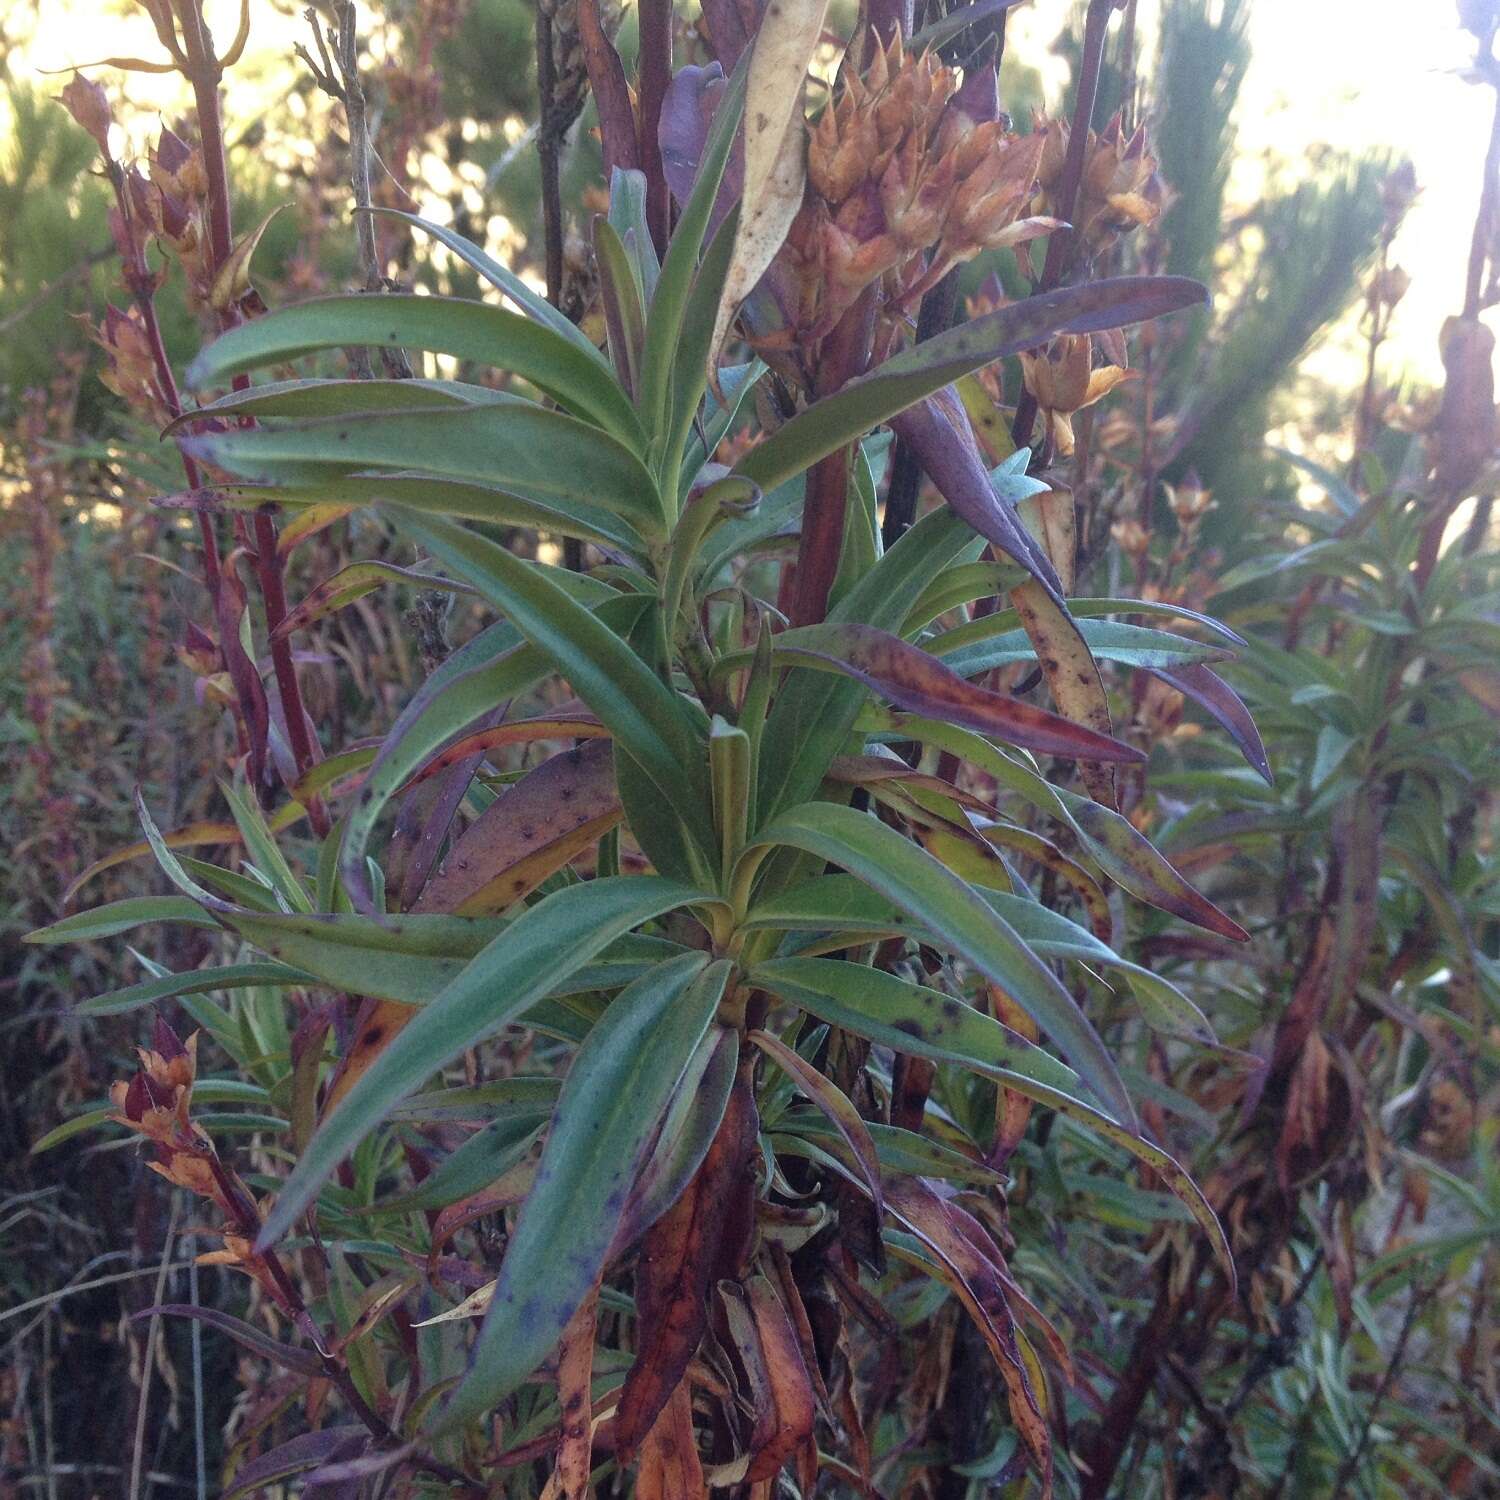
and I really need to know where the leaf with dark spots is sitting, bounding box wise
[971,823,1111,941]
[414,739,622,916]
[749,957,1083,1101]
[552,1284,601,1500]
[1061,791,1250,942]
[615,1067,760,1460]
[1010,579,1119,808]
[1151,662,1273,785]
[758,622,1143,763]
[133,1305,323,1377]
[437,956,731,1433]
[270,560,474,642]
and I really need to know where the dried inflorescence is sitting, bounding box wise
[782,35,1058,340]
[110,1018,286,1306]
[1018,331,1134,456]
[1031,109,1168,262]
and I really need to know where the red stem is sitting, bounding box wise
[173,0,328,827]
[790,288,877,627]
[637,0,673,253]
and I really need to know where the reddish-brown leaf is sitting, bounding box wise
[614,1070,760,1460]
[723,1278,810,1488]
[414,739,621,916]
[404,714,609,788]
[777,623,1143,763]
[884,1179,1054,1496]
[635,1377,706,1500]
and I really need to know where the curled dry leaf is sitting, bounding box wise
[708,0,833,387]
[636,1376,707,1500]
[210,204,287,315]
[615,1070,760,1460]
[550,1284,601,1500]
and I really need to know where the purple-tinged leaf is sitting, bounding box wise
[890,395,1064,599]
[302,1443,417,1487]
[659,64,741,236]
[737,276,1208,533]
[132,1304,324,1377]
[1152,662,1273,785]
[764,622,1144,763]
[222,1427,368,1500]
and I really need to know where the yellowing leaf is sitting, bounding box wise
[210,205,288,315]
[1009,580,1119,808]
[708,0,832,384]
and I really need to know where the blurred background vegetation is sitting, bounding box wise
[0,0,1495,1495]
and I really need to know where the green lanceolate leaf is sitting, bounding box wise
[214,909,503,1004]
[439,954,732,1432]
[366,208,612,359]
[181,403,665,537]
[733,277,1207,494]
[639,61,747,456]
[758,507,977,823]
[166,377,504,429]
[257,876,710,1249]
[660,207,739,495]
[375,1112,549,1213]
[386,510,717,879]
[748,802,1138,1129]
[24,897,218,946]
[169,473,648,555]
[594,217,648,397]
[218,778,315,914]
[932,617,1233,677]
[184,293,641,445]
[749,955,1085,1099]
[78,961,314,1017]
